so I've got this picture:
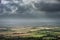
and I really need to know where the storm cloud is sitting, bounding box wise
[35,2,60,12]
[0,0,60,26]
[0,0,60,18]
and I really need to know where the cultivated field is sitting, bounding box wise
[0,26,60,40]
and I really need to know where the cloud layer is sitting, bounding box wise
[0,0,60,18]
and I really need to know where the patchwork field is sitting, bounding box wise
[0,26,60,40]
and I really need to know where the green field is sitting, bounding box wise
[0,26,60,40]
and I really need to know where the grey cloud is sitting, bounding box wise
[35,2,60,12]
[0,0,60,19]
[0,0,60,26]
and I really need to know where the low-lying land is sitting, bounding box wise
[0,26,60,40]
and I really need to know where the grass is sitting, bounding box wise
[0,26,60,40]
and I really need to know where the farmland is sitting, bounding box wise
[0,26,60,40]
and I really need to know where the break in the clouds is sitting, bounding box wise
[0,0,60,18]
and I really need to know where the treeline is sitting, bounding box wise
[0,35,60,40]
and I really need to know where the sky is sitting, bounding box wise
[0,0,60,26]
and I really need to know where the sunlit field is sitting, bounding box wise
[0,26,60,40]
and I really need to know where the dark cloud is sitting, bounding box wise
[0,0,60,26]
[35,2,60,12]
[0,0,60,19]
[45,12,60,19]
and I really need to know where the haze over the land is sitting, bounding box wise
[0,0,60,26]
